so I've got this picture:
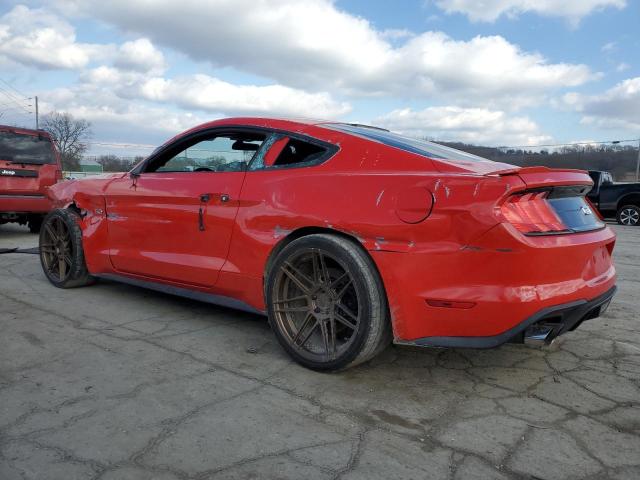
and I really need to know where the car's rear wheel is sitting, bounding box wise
[616,205,640,226]
[39,208,93,288]
[266,234,391,371]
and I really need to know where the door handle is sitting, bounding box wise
[198,193,210,231]
[198,193,230,232]
[198,207,205,231]
[200,193,229,203]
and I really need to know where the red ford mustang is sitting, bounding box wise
[40,117,617,370]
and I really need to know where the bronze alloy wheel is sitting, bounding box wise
[271,248,362,363]
[39,208,93,289]
[40,214,73,283]
[267,234,391,370]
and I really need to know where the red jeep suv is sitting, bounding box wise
[0,125,62,232]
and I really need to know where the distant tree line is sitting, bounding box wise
[93,155,145,172]
[439,141,639,181]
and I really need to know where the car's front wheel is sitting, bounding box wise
[39,208,93,288]
[266,234,391,371]
[617,205,640,226]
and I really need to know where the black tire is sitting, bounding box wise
[266,234,391,371]
[28,215,44,234]
[616,205,640,226]
[39,208,93,288]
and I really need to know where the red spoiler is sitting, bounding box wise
[492,166,594,189]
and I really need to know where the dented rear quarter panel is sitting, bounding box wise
[224,125,529,316]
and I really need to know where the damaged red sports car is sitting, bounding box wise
[40,117,617,370]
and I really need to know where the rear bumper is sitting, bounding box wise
[372,224,617,342]
[396,286,616,348]
[0,194,52,214]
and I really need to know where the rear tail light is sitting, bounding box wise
[605,240,615,256]
[499,191,569,234]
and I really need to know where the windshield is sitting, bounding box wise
[0,131,56,164]
[327,124,491,163]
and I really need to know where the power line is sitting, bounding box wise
[0,105,33,115]
[0,78,36,129]
[0,100,32,109]
[0,103,33,113]
[0,114,34,126]
[0,88,32,115]
[0,84,30,104]
[0,104,33,118]
[0,77,30,99]
[0,92,30,110]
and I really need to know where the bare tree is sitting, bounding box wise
[41,112,92,171]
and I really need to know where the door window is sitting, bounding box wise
[144,133,267,173]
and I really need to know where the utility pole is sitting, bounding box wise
[35,96,39,130]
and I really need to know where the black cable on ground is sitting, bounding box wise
[0,247,39,254]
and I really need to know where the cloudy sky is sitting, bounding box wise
[0,0,638,155]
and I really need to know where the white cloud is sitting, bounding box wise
[114,38,166,75]
[4,1,622,149]
[0,5,110,70]
[37,61,351,144]
[435,0,626,23]
[39,83,208,146]
[373,106,552,145]
[563,77,640,131]
[1,4,350,133]
[380,29,415,40]
[139,75,351,118]
[53,0,597,106]
[389,33,594,105]
[76,65,350,118]
[616,62,630,72]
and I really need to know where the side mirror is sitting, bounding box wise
[129,170,141,187]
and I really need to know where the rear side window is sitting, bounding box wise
[0,131,55,164]
[273,138,327,167]
[326,123,490,163]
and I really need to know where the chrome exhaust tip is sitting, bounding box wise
[524,324,555,346]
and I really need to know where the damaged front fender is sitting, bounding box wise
[45,173,125,273]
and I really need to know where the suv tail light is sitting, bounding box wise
[499,191,569,234]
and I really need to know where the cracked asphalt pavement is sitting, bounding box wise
[0,223,639,480]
